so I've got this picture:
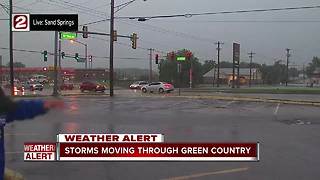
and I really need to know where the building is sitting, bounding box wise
[0,67,110,83]
[203,68,262,85]
[74,69,110,82]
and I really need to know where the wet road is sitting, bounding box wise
[4,96,320,180]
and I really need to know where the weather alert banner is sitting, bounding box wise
[24,134,259,162]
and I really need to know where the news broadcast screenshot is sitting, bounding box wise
[1,0,320,180]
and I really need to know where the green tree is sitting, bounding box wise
[6,62,26,68]
[259,60,286,84]
[306,57,320,77]
[159,49,202,87]
[289,67,299,78]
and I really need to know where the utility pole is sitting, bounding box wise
[85,44,88,69]
[9,0,14,96]
[148,48,153,82]
[58,35,62,91]
[212,60,216,87]
[303,63,306,83]
[53,31,59,96]
[0,55,2,86]
[286,48,291,86]
[248,51,256,87]
[109,0,115,96]
[215,41,223,87]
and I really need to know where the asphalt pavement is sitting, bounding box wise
[4,95,320,180]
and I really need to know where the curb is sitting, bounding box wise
[170,95,320,106]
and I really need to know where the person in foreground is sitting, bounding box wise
[0,88,63,180]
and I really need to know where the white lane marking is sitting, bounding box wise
[162,167,249,180]
[225,101,236,107]
[274,103,280,115]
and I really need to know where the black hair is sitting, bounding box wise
[0,88,17,114]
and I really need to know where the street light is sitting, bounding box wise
[69,40,88,69]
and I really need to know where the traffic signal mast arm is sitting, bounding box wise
[74,30,132,39]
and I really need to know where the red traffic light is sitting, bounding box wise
[185,51,193,59]
[170,52,175,60]
[42,67,48,71]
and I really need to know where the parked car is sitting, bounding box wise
[141,82,174,93]
[129,81,148,89]
[60,83,74,90]
[30,74,48,84]
[80,81,106,92]
[29,83,44,91]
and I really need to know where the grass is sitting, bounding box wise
[187,86,320,94]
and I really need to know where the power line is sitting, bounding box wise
[121,5,320,20]
[84,5,320,25]
[150,19,320,23]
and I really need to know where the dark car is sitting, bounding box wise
[80,81,106,92]
[60,83,74,90]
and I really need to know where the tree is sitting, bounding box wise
[159,49,202,87]
[259,60,286,84]
[289,67,299,78]
[6,62,26,68]
[306,57,320,77]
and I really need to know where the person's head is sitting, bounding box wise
[0,88,17,114]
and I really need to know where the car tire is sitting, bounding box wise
[159,88,164,93]
[142,88,147,93]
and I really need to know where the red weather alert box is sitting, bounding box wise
[24,143,56,161]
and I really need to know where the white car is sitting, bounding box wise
[141,82,174,93]
[30,75,48,84]
[129,81,148,89]
[29,83,44,91]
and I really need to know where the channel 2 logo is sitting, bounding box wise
[12,14,30,31]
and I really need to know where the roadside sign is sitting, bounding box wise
[233,43,241,88]
[233,43,240,64]
[177,56,186,61]
[12,14,78,31]
[60,32,77,39]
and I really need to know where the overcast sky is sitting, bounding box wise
[1,0,320,70]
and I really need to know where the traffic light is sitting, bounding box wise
[155,54,159,64]
[113,30,117,42]
[83,26,88,38]
[186,51,192,59]
[75,53,79,61]
[170,52,175,61]
[43,50,48,62]
[89,55,93,62]
[131,33,137,49]
[61,52,65,59]
[42,67,48,71]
